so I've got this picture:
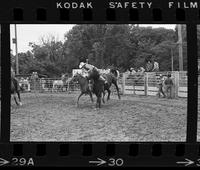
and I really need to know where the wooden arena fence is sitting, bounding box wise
[18,71,187,98]
[118,71,187,98]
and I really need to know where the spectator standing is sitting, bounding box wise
[151,57,159,72]
[130,67,136,74]
[31,72,39,91]
[157,74,166,98]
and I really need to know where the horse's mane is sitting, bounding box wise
[73,73,87,82]
[74,72,84,77]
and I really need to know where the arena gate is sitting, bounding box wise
[119,71,187,98]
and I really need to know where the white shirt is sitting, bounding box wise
[152,62,159,71]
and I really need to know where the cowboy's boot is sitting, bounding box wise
[99,76,108,85]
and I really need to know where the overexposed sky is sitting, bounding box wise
[10,24,74,54]
[10,24,176,54]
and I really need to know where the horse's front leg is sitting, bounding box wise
[96,95,101,108]
[102,90,105,103]
[77,92,84,107]
[89,92,94,103]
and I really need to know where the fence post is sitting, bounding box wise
[67,81,70,92]
[27,81,30,92]
[174,71,179,98]
[39,78,41,92]
[144,72,148,96]
[122,73,126,95]
[33,79,36,92]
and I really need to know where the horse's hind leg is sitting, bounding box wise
[107,89,111,101]
[17,91,22,106]
[113,81,121,99]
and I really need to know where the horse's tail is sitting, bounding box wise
[110,69,119,79]
[116,70,120,78]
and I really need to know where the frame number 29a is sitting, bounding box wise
[11,157,34,166]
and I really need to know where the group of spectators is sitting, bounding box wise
[125,67,145,75]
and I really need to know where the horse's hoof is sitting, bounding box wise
[94,107,100,111]
[19,102,22,106]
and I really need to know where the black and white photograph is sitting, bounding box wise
[10,24,188,141]
[0,25,1,140]
[197,25,200,142]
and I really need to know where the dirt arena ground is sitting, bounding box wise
[10,92,189,142]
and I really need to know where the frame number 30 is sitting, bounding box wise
[108,158,124,167]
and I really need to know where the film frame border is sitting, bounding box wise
[0,0,199,22]
[0,0,200,167]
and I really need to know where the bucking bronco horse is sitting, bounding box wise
[87,67,106,108]
[71,71,105,108]
[70,73,94,107]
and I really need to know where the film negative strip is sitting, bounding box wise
[0,0,200,167]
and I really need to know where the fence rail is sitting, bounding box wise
[18,71,187,98]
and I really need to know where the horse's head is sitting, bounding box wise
[71,72,83,82]
[61,73,68,81]
[71,72,90,92]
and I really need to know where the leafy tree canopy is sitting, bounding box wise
[11,24,187,77]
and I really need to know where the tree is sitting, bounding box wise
[151,40,177,71]
[129,25,178,70]
[28,35,66,77]
[14,24,188,77]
